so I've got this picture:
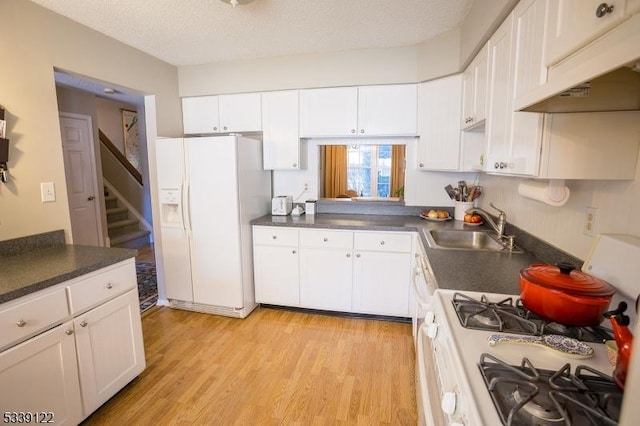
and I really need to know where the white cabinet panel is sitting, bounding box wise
[182,93,261,134]
[417,75,464,171]
[299,228,353,249]
[461,43,489,130]
[299,87,358,137]
[353,251,412,317]
[299,248,353,311]
[182,96,220,134]
[254,246,300,306]
[0,287,68,350]
[67,260,136,314]
[545,0,628,67]
[74,289,145,415]
[299,85,417,138]
[219,93,262,132]
[0,322,82,425]
[357,84,417,137]
[262,90,301,170]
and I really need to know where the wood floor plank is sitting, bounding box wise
[81,306,417,425]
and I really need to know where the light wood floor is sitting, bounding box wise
[82,306,417,425]
[135,244,155,263]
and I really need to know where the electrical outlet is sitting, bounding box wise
[303,182,309,191]
[41,182,56,202]
[583,207,599,237]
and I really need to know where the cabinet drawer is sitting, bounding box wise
[67,260,136,314]
[300,229,353,249]
[0,286,68,350]
[354,232,413,252]
[253,226,299,246]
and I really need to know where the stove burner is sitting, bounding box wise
[479,353,621,426]
[512,387,565,424]
[452,292,613,343]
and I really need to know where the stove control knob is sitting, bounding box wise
[424,311,435,324]
[427,323,438,339]
[441,391,457,415]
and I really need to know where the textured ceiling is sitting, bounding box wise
[30,0,474,66]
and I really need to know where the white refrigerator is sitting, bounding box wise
[155,135,271,318]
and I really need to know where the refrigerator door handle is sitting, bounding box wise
[180,182,187,231]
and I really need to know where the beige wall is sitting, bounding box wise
[0,1,180,242]
[459,0,518,67]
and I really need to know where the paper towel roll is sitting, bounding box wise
[517,180,570,206]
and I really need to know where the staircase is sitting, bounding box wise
[104,186,151,248]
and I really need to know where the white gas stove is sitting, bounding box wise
[416,289,621,425]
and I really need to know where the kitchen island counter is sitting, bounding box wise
[252,213,573,295]
[0,230,136,304]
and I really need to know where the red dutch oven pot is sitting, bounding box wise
[519,262,616,326]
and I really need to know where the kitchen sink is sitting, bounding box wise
[423,229,522,253]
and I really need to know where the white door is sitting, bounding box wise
[357,84,418,136]
[74,289,145,415]
[253,245,300,306]
[60,113,102,246]
[299,87,358,137]
[0,323,83,425]
[262,90,300,170]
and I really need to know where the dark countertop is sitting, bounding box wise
[0,244,137,304]
[252,213,543,295]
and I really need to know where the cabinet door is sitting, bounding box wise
[299,248,353,311]
[545,0,628,67]
[417,75,463,171]
[182,96,220,134]
[461,43,489,130]
[219,93,262,132]
[299,87,358,137]
[485,14,515,173]
[262,90,301,170]
[357,84,418,136]
[510,0,547,176]
[74,290,145,415]
[253,245,300,306]
[0,323,82,425]
[352,251,412,317]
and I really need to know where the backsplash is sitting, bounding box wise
[478,169,640,261]
[0,230,65,257]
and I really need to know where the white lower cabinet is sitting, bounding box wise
[0,259,145,422]
[299,247,354,311]
[352,232,413,317]
[253,226,414,316]
[74,289,145,414]
[0,322,82,425]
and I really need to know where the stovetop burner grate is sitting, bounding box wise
[452,292,613,343]
[479,353,621,426]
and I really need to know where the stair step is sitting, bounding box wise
[106,207,128,216]
[107,218,139,230]
[110,230,151,247]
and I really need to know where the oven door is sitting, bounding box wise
[416,323,447,426]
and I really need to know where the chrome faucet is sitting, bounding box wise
[466,202,507,240]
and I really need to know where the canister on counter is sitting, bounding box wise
[305,199,317,215]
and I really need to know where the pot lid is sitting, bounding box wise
[521,262,616,297]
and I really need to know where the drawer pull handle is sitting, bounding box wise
[292,250,297,254]
[272,235,277,239]
[346,253,351,258]
[105,283,114,289]
[356,253,361,258]
[323,237,328,242]
[380,241,385,245]
[80,320,88,327]
[16,319,26,327]
[65,329,74,336]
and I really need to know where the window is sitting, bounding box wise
[347,145,392,197]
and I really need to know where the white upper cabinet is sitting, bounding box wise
[461,43,489,130]
[357,84,418,137]
[544,0,629,67]
[182,93,261,134]
[417,75,464,171]
[299,87,358,137]
[261,90,301,170]
[182,96,220,134]
[299,84,417,138]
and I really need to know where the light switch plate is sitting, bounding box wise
[41,182,56,202]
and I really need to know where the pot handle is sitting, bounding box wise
[556,262,576,275]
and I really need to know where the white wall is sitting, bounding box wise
[0,1,181,242]
[478,153,640,260]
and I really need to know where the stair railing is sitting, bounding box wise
[99,129,143,185]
